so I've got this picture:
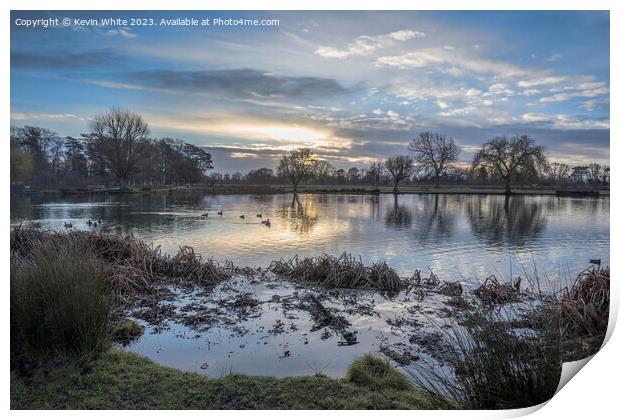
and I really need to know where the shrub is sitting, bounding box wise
[346,354,411,390]
[11,243,111,368]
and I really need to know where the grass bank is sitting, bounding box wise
[11,351,444,410]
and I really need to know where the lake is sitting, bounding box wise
[11,191,609,291]
[10,191,609,377]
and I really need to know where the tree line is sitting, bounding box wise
[10,108,213,189]
[273,132,609,195]
[10,108,609,195]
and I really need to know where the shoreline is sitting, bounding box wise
[11,183,610,197]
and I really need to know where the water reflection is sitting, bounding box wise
[467,195,548,247]
[277,194,320,234]
[10,192,609,287]
[384,194,412,229]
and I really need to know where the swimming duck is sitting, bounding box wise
[217,210,223,216]
[87,219,92,227]
[262,218,271,228]
[240,214,245,219]
[64,222,73,229]
[256,213,262,218]
[201,213,208,218]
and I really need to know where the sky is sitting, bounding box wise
[10,10,610,173]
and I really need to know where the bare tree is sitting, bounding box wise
[88,108,151,188]
[314,160,335,184]
[409,132,460,187]
[473,135,547,195]
[546,162,571,184]
[385,155,415,194]
[277,148,318,193]
[367,160,384,187]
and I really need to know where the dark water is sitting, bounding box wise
[11,192,609,290]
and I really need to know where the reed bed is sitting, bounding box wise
[269,253,406,293]
[473,275,522,305]
[11,227,233,300]
[531,266,610,360]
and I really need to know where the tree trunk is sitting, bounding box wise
[504,176,512,196]
[393,181,399,194]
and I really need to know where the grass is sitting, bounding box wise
[112,319,145,344]
[409,307,562,410]
[10,351,444,410]
[270,253,406,293]
[10,241,112,368]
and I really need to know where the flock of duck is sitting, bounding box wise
[63,211,272,230]
[200,210,271,228]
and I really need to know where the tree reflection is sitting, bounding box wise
[467,195,548,247]
[384,194,412,229]
[278,193,319,234]
[412,194,457,242]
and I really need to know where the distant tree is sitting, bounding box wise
[546,162,571,184]
[385,155,415,194]
[10,143,33,183]
[367,160,384,187]
[231,172,244,183]
[64,137,88,181]
[334,168,346,184]
[347,167,361,184]
[588,163,602,185]
[205,172,223,188]
[277,148,318,193]
[12,126,56,184]
[570,166,589,184]
[473,135,547,195]
[88,108,151,188]
[246,168,275,184]
[409,132,460,187]
[314,160,335,184]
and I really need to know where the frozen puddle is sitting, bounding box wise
[124,275,466,378]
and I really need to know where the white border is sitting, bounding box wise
[3,1,617,419]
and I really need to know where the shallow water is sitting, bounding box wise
[11,192,609,290]
[124,275,458,378]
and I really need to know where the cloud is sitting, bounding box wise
[375,48,532,78]
[105,27,138,39]
[540,86,609,103]
[11,50,121,69]
[314,29,425,59]
[110,69,353,100]
[11,112,85,122]
[521,112,609,129]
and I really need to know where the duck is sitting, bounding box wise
[93,222,98,228]
[64,222,73,229]
[256,213,262,218]
[262,218,271,228]
[87,219,92,227]
[240,214,245,219]
[217,210,223,216]
[201,212,209,218]
[97,219,102,224]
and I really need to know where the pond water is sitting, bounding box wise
[11,192,609,291]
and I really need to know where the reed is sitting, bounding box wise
[269,253,406,293]
[408,307,562,409]
[11,227,233,300]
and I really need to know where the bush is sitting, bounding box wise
[346,354,411,390]
[11,243,111,368]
